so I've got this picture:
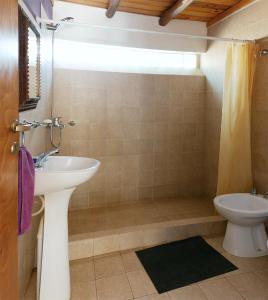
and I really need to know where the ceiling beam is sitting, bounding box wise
[207,0,257,27]
[159,0,195,26]
[106,0,121,18]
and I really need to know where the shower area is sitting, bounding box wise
[47,22,223,258]
[41,8,268,259]
[54,69,222,257]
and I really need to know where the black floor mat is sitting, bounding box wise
[136,236,237,293]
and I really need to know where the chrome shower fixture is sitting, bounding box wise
[46,17,75,31]
[259,49,268,57]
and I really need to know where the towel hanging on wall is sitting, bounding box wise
[18,146,35,235]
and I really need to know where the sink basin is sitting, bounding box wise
[35,156,100,195]
[34,156,100,300]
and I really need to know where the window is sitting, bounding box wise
[54,39,199,75]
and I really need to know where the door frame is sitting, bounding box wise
[0,0,19,299]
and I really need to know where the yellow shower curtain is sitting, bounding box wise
[217,42,258,195]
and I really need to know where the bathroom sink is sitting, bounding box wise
[34,156,100,300]
[34,156,100,196]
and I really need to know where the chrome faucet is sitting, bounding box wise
[34,148,59,168]
[52,117,65,129]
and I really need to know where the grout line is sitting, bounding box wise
[224,272,251,300]
[92,278,98,300]
[125,273,135,300]
[121,253,135,300]
[197,282,214,300]
[92,254,97,282]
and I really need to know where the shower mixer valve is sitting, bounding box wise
[15,118,76,148]
[17,118,76,129]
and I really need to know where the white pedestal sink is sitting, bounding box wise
[34,156,100,300]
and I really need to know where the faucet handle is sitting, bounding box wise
[264,192,268,199]
[68,120,76,127]
[52,117,65,128]
[43,119,52,125]
[53,116,61,124]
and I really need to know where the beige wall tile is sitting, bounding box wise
[122,186,139,203]
[54,70,205,210]
[142,228,168,247]
[93,234,120,256]
[70,190,89,210]
[119,231,145,251]
[89,191,106,208]
[138,187,153,201]
[69,238,94,260]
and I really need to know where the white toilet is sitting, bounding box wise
[214,193,268,257]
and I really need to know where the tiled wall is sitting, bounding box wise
[53,70,206,210]
[18,29,53,299]
[201,0,268,196]
[252,39,268,192]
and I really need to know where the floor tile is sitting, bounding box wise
[135,293,170,300]
[168,284,207,300]
[226,272,268,299]
[204,235,224,253]
[70,258,95,283]
[127,270,156,298]
[223,252,268,273]
[199,278,243,299]
[255,269,268,283]
[220,252,245,277]
[71,280,97,300]
[121,251,143,272]
[94,254,125,279]
[96,274,133,300]
[25,234,268,300]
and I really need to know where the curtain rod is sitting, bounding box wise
[37,17,255,44]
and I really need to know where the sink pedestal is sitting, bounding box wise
[38,188,75,300]
[34,156,100,300]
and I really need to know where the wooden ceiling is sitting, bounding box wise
[60,0,256,27]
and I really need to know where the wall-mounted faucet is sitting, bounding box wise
[34,148,59,168]
[51,117,65,129]
[12,117,76,149]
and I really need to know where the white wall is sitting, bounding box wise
[53,1,207,53]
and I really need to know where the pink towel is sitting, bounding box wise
[18,146,35,235]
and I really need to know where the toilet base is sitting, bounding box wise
[223,222,268,257]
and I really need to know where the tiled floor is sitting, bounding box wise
[69,197,216,236]
[25,235,268,300]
